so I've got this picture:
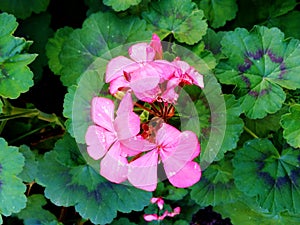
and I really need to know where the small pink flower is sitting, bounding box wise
[85,92,142,183]
[127,123,201,191]
[151,197,165,210]
[105,35,174,102]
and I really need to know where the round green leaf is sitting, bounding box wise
[46,27,73,76]
[18,145,38,183]
[103,0,141,11]
[215,200,300,225]
[142,0,207,44]
[199,0,238,28]
[59,12,151,86]
[0,0,50,19]
[17,194,57,224]
[191,158,242,207]
[0,138,26,217]
[233,138,300,214]
[216,26,300,119]
[0,12,37,99]
[280,104,300,148]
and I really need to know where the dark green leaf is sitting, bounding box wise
[0,12,37,99]
[16,194,57,225]
[0,138,26,217]
[233,138,300,214]
[216,26,300,118]
[0,0,50,19]
[280,104,300,148]
[199,0,238,28]
[59,12,151,86]
[142,0,207,44]
[103,0,142,11]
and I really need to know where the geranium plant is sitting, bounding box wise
[0,0,300,224]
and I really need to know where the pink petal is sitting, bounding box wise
[157,198,164,210]
[114,112,140,140]
[128,43,155,62]
[155,123,181,150]
[105,56,135,83]
[91,97,115,132]
[116,91,134,116]
[121,136,155,156]
[167,207,181,217]
[100,142,128,183]
[133,86,161,103]
[128,151,158,191]
[143,214,159,222]
[130,65,160,92]
[108,76,130,95]
[150,33,163,60]
[85,125,115,160]
[165,161,201,188]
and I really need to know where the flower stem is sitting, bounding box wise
[243,126,259,139]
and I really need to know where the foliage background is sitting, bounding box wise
[0,0,300,224]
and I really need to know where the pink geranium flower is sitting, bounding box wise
[127,123,201,191]
[85,92,141,183]
[105,34,174,103]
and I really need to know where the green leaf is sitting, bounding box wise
[215,94,244,160]
[0,0,50,19]
[16,194,57,225]
[18,145,38,183]
[233,138,300,214]
[266,11,300,40]
[111,218,137,225]
[0,12,37,99]
[0,99,3,114]
[46,27,73,76]
[15,13,53,81]
[103,0,141,11]
[36,136,151,224]
[216,26,300,119]
[244,106,289,138]
[63,61,106,144]
[0,138,26,217]
[199,0,238,28]
[59,12,151,86]
[215,200,300,225]
[191,158,242,207]
[280,104,300,148]
[142,0,207,44]
[202,28,225,56]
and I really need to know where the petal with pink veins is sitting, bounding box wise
[105,56,135,83]
[85,125,115,160]
[116,91,134,116]
[156,123,181,150]
[91,97,115,132]
[128,150,158,191]
[150,33,163,60]
[108,76,130,95]
[114,112,140,140]
[128,43,156,62]
[100,141,128,183]
[165,161,201,188]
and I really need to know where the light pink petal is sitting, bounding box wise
[114,112,140,140]
[129,43,155,62]
[91,97,115,132]
[150,34,163,60]
[157,198,164,210]
[156,123,181,150]
[108,76,130,95]
[121,136,155,156]
[85,125,115,160]
[100,141,128,183]
[134,86,161,103]
[143,214,159,222]
[128,151,158,191]
[167,207,181,217]
[130,66,160,93]
[105,56,135,83]
[165,161,201,188]
[116,91,133,116]
[158,211,169,220]
[187,67,204,88]
[152,60,176,81]
[160,79,179,103]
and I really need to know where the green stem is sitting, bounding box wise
[243,126,259,139]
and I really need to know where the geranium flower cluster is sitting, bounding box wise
[85,34,204,191]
